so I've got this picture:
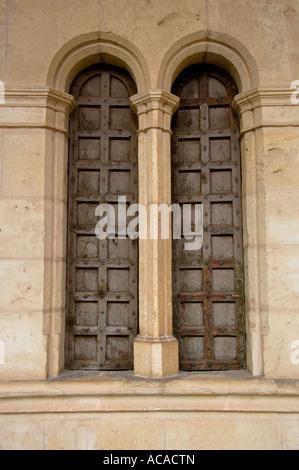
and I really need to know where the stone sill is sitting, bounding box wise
[0,371,299,414]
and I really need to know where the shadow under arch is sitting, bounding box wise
[157,31,260,94]
[47,31,150,94]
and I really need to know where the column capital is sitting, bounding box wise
[232,86,299,136]
[232,86,295,113]
[0,86,77,135]
[130,89,180,133]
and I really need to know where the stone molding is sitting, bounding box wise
[1,373,299,414]
[157,32,260,93]
[47,31,150,94]
[0,87,76,135]
[233,86,298,110]
[232,86,299,135]
[130,90,180,133]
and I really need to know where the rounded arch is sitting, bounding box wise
[157,31,260,94]
[47,31,150,94]
[70,63,137,99]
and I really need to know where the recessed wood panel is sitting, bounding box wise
[180,269,203,293]
[107,238,131,259]
[75,268,98,292]
[76,235,98,259]
[110,77,129,98]
[177,108,200,131]
[106,336,130,361]
[110,107,134,131]
[78,170,100,194]
[208,77,227,98]
[178,170,201,195]
[214,337,237,361]
[109,138,131,162]
[107,302,130,327]
[75,302,98,326]
[80,75,101,97]
[180,302,203,327]
[108,170,131,194]
[209,106,230,130]
[210,170,232,194]
[210,138,231,162]
[178,139,201,162]
[78,139,100,161]
[181,337,205,361]
[79,107,101,131]
[211,235,234,258]
[181,77,199,99]
[107,268,130,293]
[211,202,233,226]
[77,202,98,226]
[212,302,236,326]
[74,336,97,361]
[212,269,235,292]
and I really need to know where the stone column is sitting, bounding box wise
[0,87,76,379]
[233,87,299,378]
[130,90,180,378]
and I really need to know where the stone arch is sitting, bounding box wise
[47,31,150,94]
[160,34,263,377]
[45,32,149,377]
[157,31,260,94]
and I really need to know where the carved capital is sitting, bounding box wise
[130,90,180,133]
[232,86,299,135]
[0,87,77,135]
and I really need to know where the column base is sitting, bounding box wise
[134,336,179,379]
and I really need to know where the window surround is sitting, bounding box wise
[42,31,269,379]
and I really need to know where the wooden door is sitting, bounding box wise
[171,64,245,370]
[66,64,138,370]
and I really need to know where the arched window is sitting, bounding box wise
[171,64,245,371]
[65,64,138,370]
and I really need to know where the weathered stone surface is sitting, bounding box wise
[0,0,299,450]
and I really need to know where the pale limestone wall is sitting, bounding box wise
[0,411,294,450]
[1,0,299,87]
[0,373,299,450]
[0,0,299,450]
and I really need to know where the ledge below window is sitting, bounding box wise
[0,370,299,414]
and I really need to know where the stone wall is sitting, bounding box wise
[0,0,299,450]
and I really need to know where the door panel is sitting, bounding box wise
[171,64,245,371]
[66,65,138,370]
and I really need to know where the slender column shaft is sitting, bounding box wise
[130,90,180,378]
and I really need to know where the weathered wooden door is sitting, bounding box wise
[66,64,138,370]
[171,64,245,370]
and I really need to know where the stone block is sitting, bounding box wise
[164,413,279,450]
[2,131,46,198]
[0,198,45,259]
[0,311,47,380]
[0,418,44,450]
[0,259,44,312]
